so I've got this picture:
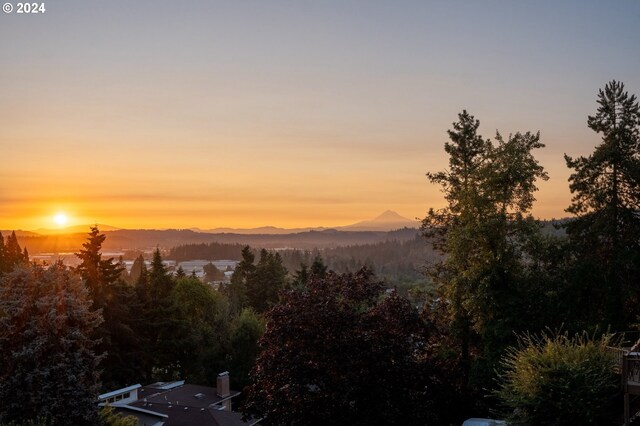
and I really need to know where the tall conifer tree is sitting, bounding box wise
[564,80,640,328]
[75,226,138,389]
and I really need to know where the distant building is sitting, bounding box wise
[98,372,259,426]
[174,260,238,282]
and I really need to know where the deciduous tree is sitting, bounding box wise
[243,269,436,425]
[166,276,230,383]
[229,308,264,390]
[422,111,548,391]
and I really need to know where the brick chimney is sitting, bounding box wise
[217,371,230,398]
[216,371,232,411]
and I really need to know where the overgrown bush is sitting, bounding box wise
[495,330,620,425]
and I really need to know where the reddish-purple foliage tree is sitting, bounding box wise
[243,268,439,426]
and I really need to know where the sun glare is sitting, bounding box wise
[53,212,68,227]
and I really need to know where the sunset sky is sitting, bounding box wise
[1,1,639,230]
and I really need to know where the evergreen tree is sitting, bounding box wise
[246,249,287,313]
[75,226,124,307]
[132,259,154,382]
[4,231,26,272]
[0,232,6,275]
[226,246,256,312]
[292,263,310,287]
[149,248,173,300]
[175,265,186,278]
[135,258,149,288]
[75,226,138,389]
[564,80,640,329]
[0,264,103,425]
[310,255,327,278]
[140,248,178,381]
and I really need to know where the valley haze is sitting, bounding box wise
[6,211,421,253]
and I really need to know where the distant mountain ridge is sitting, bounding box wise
[21,210,417,236]
[9,211,419,254]
[13,215,569,255]
[0,230,40,237]
[197,210,418,234]
[340,210,418,231]
[16,227,421,254]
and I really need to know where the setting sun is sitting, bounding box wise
[53,213,68,227]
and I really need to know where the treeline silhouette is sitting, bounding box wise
[1,81,639,425]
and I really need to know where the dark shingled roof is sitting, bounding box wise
[128,383,245,426]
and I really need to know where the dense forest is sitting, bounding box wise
[167,233,435,296]
[1,81,639,425]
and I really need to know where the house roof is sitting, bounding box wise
[134,383,239,408]
[128,383,245,426]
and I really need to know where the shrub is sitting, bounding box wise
[495,330,619,425]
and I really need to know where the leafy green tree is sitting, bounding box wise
[495,331,619,425]
[99,405,137,426]
[166,276,230,383]
[0,264,103,425]
[422,111,548,392]
[229,308,265,389]
[243,269,437,425]
[564,80,640,329]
